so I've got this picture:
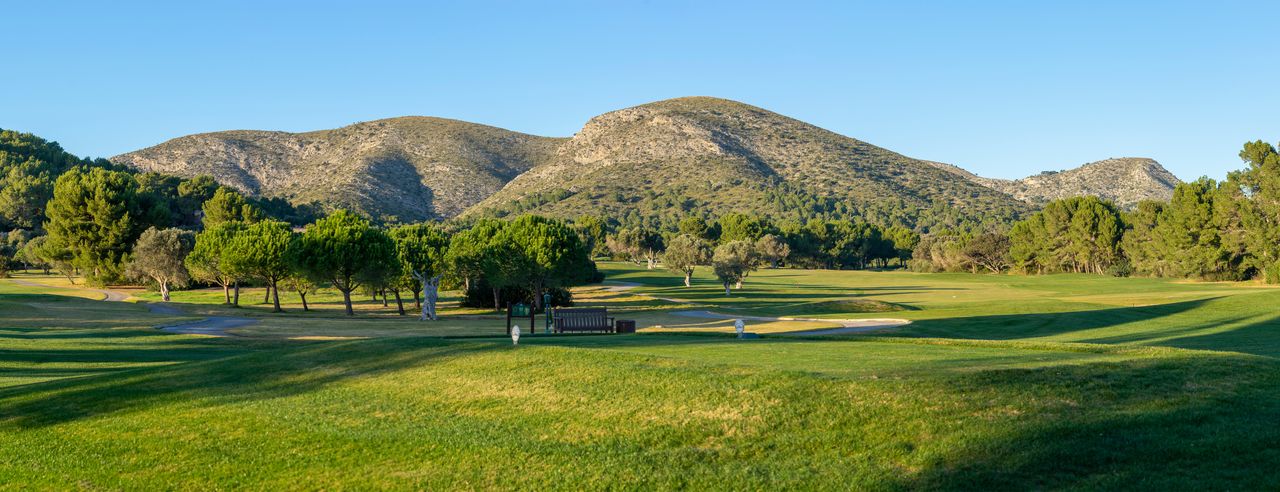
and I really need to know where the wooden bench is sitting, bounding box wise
[553,308,615,333]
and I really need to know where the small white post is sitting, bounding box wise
[512,324,521,346]
[734,319,745,338]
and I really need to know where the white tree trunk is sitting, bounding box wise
[160,280,170,302]
[414,272,442,321]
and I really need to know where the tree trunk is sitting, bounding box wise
[299,291,309,311]
[222,283,231,304]
[735,279,743,289]
[341,289,354,316]
[683,272,692,287]
[422,277,440,321]
[393,289,405,315]
[160,280,170,302]
[381,289,389,307]
[492,286,501,311]
[233,281,240,307]
[264,286,271,304]
[724,282,732,296]
[271,282,282,313]
[413,290,420,308]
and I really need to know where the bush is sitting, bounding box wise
[460,278,573,311]
[1106,259,1133,278]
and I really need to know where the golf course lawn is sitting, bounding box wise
[3,264,1280,489]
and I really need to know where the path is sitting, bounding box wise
[669,310,910,335]
[157,316,258,336]
[6,278,256,337]
[9,279,130,302]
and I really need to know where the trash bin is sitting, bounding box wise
[614,319,636,334]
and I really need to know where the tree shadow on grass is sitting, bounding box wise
[887,355,1280,490]
[0,337,492,429]
[894,298,1218,341]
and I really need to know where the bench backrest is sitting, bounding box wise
[554,308,611,329]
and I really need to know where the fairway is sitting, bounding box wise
[3,265,1280,489]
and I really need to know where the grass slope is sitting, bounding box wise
[3,267,1280,489]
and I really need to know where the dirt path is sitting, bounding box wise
[158,316,258,337]
[669,310,910,335]
[9,279,131,302]
[6,278,256,337]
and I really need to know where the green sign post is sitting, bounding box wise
[507,302,534,335]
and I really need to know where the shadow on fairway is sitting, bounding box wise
[0,336,490,429]
[888,355,1280,490]
[895,298,1214,339]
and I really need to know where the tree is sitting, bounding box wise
[447,219,520,310]
[663,234,710,287]
[125,227,195,302]
[44,167,146,284]
[572,215,610,258]
[607,227,663,269]
[754,234,790,268]
[712,240,759,295]
[202,188,262,229]
[390,223,451,319]
[677,216,710,239]
[282,272,316,311]
[294,210,396,316]
[27,235,76,282]
[500,215,595,310]
[185,221,247,305]
[717,213,768,244]
[1008,196,1123,274]
[883,226,919,266]
[226,221,294,312]
[961,232,1011,273]
[15,235,51,274]
[0,129,91,231]
[0,174,52,231]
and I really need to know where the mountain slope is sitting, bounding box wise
[112,117,564,221]
[464,97,1030,228]
[929,158,1180,208]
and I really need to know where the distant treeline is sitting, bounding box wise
[912,140,1280,282]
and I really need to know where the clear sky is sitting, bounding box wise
[4,1,1276,180]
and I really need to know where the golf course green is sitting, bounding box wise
[3,263,1279,489]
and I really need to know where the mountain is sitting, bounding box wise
[116,97,1170,229]
[112,117,564,221]
[462,97,1030,228]
[928,157,1180,209]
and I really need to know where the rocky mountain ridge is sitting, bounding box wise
[114,97,1179,224]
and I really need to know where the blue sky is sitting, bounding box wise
[3,1,1276,180]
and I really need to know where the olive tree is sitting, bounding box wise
[125,227,195,301]
[754,234,790,268]
[712,240,759,295]
[663,234,710,287]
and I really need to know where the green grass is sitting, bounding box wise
[4,265,1280,489]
